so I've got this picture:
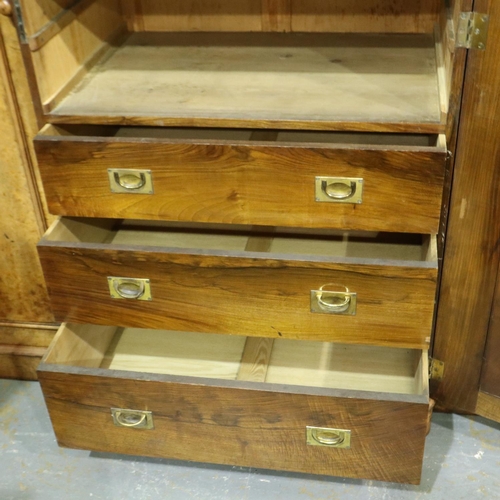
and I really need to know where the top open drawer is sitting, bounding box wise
[17,0,462,132]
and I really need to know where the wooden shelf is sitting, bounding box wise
[47,32,444,132]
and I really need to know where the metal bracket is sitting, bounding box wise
[12,0,26,43]
[429,357,445,381]
[457,12,489,50]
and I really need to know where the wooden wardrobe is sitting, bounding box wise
[0,0,499,479]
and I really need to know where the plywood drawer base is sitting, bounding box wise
[38,324,430,484]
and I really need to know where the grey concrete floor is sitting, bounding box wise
[1,380,500,499]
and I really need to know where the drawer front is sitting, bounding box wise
[37,220,437,348]
[40,380,427,484]
[37,324,430,485]
[35,127,446,233]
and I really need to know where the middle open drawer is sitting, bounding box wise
[38,218,437,348]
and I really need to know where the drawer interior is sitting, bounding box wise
[43,218,437,264]
[19,1,460,131]
[44,324,428,398]
[39,124,445,149]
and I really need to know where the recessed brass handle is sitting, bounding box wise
[115,279,144,299]
[115,171,146,190]
[317,292,351,312]
[322,180,356,200]
[108,169,153,194]
[306,426,351,448]
[0,0,12,16]
[108,277,152,301]
[315,177,363,204]
[310,287,357,315]
[111,409,154,429]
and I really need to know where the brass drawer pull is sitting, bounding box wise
[315,177,363,204]
[310,286,357,315]
[306,426,351,448]
[108,277,152,301]
[108,169,153,194]
[111,409,154,429]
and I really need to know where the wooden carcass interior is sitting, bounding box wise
[19,0,457,132]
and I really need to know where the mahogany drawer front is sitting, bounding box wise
[35,125,447,234]
[38,324,430,484]
[37,218,438,348]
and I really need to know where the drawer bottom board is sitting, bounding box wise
[38,324,430,484]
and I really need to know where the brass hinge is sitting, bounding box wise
[12,0,27,43]
[457,12,489,50]
[429,357,445,381]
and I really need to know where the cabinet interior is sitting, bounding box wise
[43,324,428,397]
[19,0,461,132]
[42,217,437,263]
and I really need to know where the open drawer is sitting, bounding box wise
[37,218,438,348]
[35,125,447,234]
[37,324,430,484]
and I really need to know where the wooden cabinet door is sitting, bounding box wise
[432,0,500,423]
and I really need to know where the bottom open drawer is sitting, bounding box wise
[38,324,430,484]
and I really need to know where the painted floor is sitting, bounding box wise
[1,380,499,499]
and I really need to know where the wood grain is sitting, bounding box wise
[2,6,54,211]
[37,368,429,484]
[0,346,47,379]
[237,338,274,382]
[476,392,500,424]
[34,130,446,233]
[432,0,500,413]
[479,261,500,398]
[26,0,96,52]
[127,0,262,32]
[437,0,471,253]
[46,323,428,395]
[18,0,76,36]
[30,0,123,105]
[37,223,437,348]
[0,325,57,346]
[121,0,441,34]
[266,340,424,394]
[0,19,53,324]
[291,0,441,33]
[47,32,443,133]
[107,328,247,379]
[261,0,291,32]
[43,323,117,367]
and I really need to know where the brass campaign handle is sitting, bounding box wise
[321,179,357,200]
[114,171,147,190]
[111,409,154,429]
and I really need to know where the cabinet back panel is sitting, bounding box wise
[124,0,442,33]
